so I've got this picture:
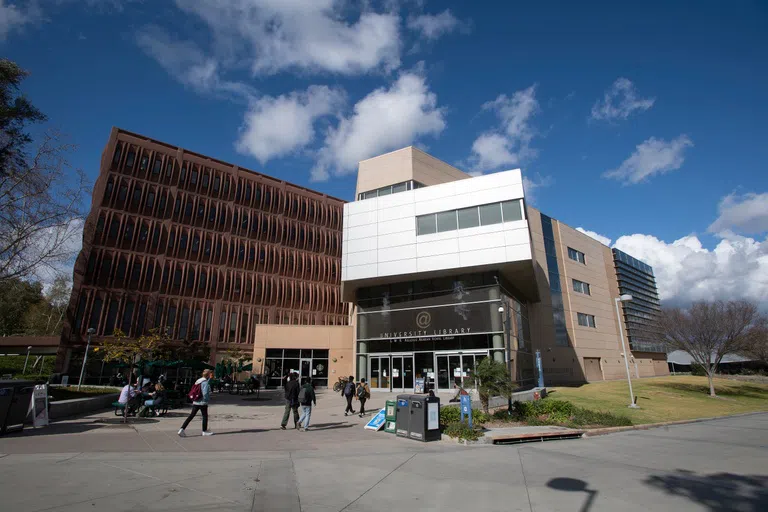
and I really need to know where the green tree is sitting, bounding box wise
[23,275,71,336]
[470,358,517,413]
[0,277,43,335]
[0,59,46,178]
[0,59,87,284]
[97,328,173,382]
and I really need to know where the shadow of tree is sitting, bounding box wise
[1,423,106,437]
[645,470,768,511]
[652,382,768,399]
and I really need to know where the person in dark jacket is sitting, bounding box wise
[297,378,317,431]
[342,375,356,416]
[280,373,301,430]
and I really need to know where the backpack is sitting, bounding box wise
[343,381,355,397]
[356,384,367,399]
[188,382,203,402]
[298,386,309,405]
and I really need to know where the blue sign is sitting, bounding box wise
[414,378,425,394]
[460,394,472,428]
[365,408,387,431]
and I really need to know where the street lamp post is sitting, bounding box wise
[614,295,639,408]
[23,346,32,374]
[78,328,96,391]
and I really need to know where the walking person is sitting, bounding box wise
[355,378,371,418]
[297,378,316,431]
[178,369,214,437]
[343,375,356,416]
[280,372,300,430]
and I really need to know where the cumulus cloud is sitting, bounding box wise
[613,232,768,308]
[407,9,464,40]
[174,0,401,76]
[708,191,768,235]
[604,135,693,185]
[0,0,40,40]
[590,77,655,122]
[522,173,553,205]
[468,85,539,172]
[136,25,255,100]
[311,71,446,181]
[576,227,612,246]
[235,85,344,163]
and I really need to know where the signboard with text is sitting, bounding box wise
[364,408,387,431]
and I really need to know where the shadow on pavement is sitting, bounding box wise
[213,428,272,436]
[547,477,597,512]
[645,470,768,511]
[308,422,354,431]
[3,423,106,437]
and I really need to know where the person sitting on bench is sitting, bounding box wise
[118,380,140,415]
[139,382,167,417]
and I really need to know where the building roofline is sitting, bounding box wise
[113,127,347,203]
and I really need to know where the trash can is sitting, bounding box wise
[407,394,441,442]
[395,395,411,438]
[0,380,36,435]
[385,399,397,433]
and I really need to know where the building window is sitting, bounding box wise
[132,187,142,207]
[501,200,523,222]
[229,311,237,339]
[416,214,437,235]
[140,156,148,171]
[436,211,457,233]
[118,184,128,202]
[180,166,187,183]
[146,192,155,209]
[152,158,162,175]
[166,161,173,178]
[121,300,135,334]
[167,306,177,335]
[478,203,502,225]
[137,303,147,335]
[191,169,198,185]
[112,144,122,165]
[577,312,596,328]
[568,247,586,264]
[213,176,220,192]
[179,307,190,340]
[192,310,201,341]
[89,298,103,331]
[105,299,119,335]
[572,279,591,295]
[125,151,135,168]
[457,207,479,229]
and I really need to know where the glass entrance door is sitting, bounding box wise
[369,355,413,391]
[369,356,390,390]
[391,355,414,391]
[435,352,488,392]
[300,359,311,382]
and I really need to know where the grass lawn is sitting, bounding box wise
[549,375,768,425]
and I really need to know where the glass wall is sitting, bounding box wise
[264,349,329,388]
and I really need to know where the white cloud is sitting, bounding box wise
[522,173,553,205]
[235,85,344,164]
[0,0,40,40]
[613,232,768,309]
[407,9,463,40]
[30,218,83,292]
[604,135,693,185]
[467,85,539,172]
[708,192,768,235]
[311,70,446,181]
[576,227,612,246]
[590,77,655,121]
[174,0,401,76]
[136,25,255,100]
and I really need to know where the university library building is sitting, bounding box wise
[57,128,668,390]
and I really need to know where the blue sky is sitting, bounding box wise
[3,0,767,306]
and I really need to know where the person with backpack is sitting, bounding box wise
[178,369,214,437]
[355,378,371,417]
[280,372,301,430]
[297,378,316,431]
[343,375,356,416]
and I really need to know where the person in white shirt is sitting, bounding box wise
[118,380,140,415]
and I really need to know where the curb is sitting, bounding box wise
[582,410,768,437]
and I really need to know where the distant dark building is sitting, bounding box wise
[612,248,664,353]
[58,128,347,370]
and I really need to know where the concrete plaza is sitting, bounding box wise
[0,389,766,511]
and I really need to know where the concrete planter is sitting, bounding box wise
[48,393,120,420]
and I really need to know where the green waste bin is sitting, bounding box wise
[384,399,397,433]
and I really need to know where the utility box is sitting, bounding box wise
[408,394,441,442]
[395,395,411,438]
[0,380,36,435]
[385,399,397,433]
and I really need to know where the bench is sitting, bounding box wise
[112,401,135,416]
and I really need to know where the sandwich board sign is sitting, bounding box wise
[364,408,387,431]
[30,384,49,427]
